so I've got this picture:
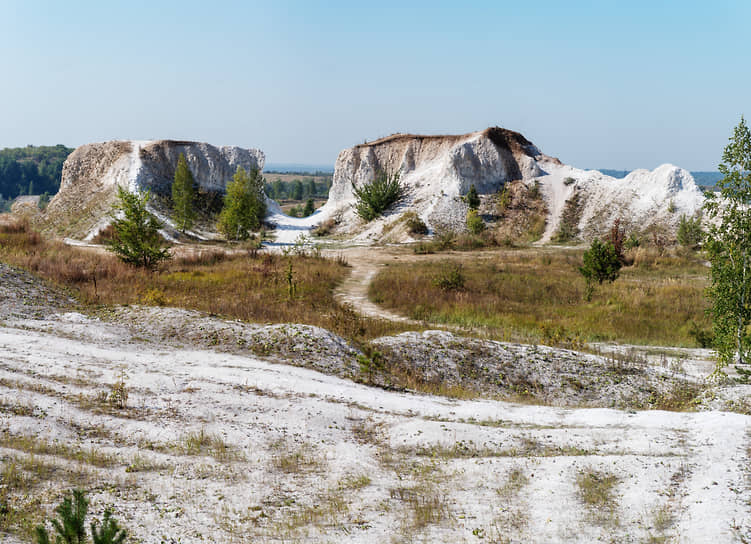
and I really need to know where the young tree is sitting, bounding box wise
[171,152,196,233]
[291,179,304,200]
[677,213,704,248]
[271,179,284,200]
[466,184,480,210]
[704,116,751,371]
[36,490,127,544]
[91,509,128,544]
[107,186,170,269]
[466,209,485,234]
[217,166,267,240]
[305,178,317,198]
[579,239,622,301]
[303,198,315,217]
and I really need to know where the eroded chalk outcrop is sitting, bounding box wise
[322,126,706,243]
[43,140,264,240]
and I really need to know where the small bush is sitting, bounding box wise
[623,232,640,250]
[580,239,622,300]
[497,185,511,215]
[432,264,465,291]
[528,180,542,199]
[402,212,428,235]
[313,217,337,236]
[607,218,626,263]
[353,170,405,221]
[689,321,714,348]
[563,177,576,186]
[677,214,703,248]
[466,209,485,234]
[108,369,129,409]
[413,242,435,254]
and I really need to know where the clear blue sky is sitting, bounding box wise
[1,0,748,170]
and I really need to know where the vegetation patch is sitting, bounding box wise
[576,467,621,527]
[493,179,547,244]
[551,189,584,243]
[0,220,409,342]
[369,248,710,346]
[353,170,405,221]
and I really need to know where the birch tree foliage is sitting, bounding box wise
[704,116,751,372]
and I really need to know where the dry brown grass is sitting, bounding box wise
[0,220,407,342]
[370,247,710,347]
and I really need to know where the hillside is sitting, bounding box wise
[35,128,707,246]
[41,140,264,240]
[288,127,706,244]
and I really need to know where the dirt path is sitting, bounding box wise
[330,246,418,323]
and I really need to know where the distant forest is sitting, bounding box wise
[0,145,74,211]
[600,169,722,188]
[264,176,332,201]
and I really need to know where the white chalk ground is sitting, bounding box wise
[265,200,335,246]
[534,159,705,244]
[2,311,750,543]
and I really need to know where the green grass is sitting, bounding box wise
[369,247,711,347]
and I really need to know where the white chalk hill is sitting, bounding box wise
[309,127,706,243]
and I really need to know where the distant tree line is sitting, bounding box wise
[0,145,74,210]
[265,177,332,201]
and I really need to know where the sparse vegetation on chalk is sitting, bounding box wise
[353,169,405,221]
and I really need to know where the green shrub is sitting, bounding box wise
[677,214,703,248]
[563,177,576,186]
[466,184,480,210]
[466,209,485,234]
[353,170,405,221]
[689,321,714,348]
[497,185,511,215]
[432,264,465,291]
[623,232,641,250]
[528,180,542,199]
[579,239,622,300]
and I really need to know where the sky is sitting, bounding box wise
[1,0,749,170]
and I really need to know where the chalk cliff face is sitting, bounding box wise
[44,140,264,239]
[321,126,706,242]
[325,127,544,233]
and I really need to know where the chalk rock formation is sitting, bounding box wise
[321,126,706,243]
[324,128,543,235]
[44,140,264,239]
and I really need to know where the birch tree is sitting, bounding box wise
[704,116,751,373]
